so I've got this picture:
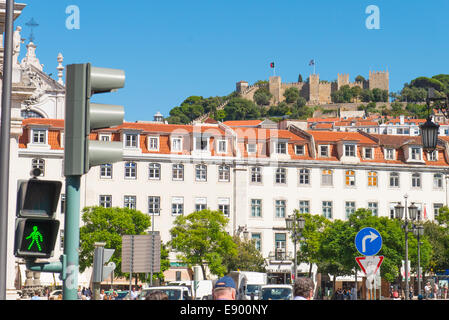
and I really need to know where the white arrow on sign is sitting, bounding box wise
[362,231,378,253]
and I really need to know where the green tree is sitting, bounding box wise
[223,97,261,120]
[79,206,167,281]
[350,86,362,103]
[169,209,237,278]
[283,87,300,104]
[222,236,267,273]
[253,87,272,106]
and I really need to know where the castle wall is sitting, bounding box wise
[369,71,389,92]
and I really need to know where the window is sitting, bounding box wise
[195,136,208,151]
[275,168,287,184]
[195,164,207,182]
[344,144,356,157]
[321,169,333,186]
[218,165,230,182]
[275,233,286,260]
[195,198,207,211]
[124,195,136,209]
[147,136,159,151]
[434,203,443,218]
[412,173,421,188]
[31,158,45,176]
[411,147,422,160]
[368,171,378,187]
[172,164,184,181]
[99,195,112,208]
[322,201,332,218]
[171,137,182,152]
[275,200,286,218]
[171,197,184,215]
[389,172,399,188]
[251,167,262,183]
[124,161,137,179]
[218,198,230,217]
[389,202,396,219]
[299,169,310,185]
[368,202,378,216]
[320,145,329,157]
[434,173,443,189]
[345,170,355,186]
[298,200,310,214]
[364,148,373,159]
[148,163,161,180]
[295,145,305,155]
[252,233,262,251]
[217,140,227,153]
[247,143,257,154]
[100,164,112,179]
[276,142,287,154]
[125,133,138,148]
[32,129,46,144]
[99,134,111,142]
[251,199,262,217]
[345,201,356,218]
[428,150,438,161]
[385,148,395,160]
[148,196,161,215]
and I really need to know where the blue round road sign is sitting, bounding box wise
[355,227,382,256]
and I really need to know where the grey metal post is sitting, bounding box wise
[63,175,81,300]
[150,213,154,286]
[404,195,409,300]
[0,0,14,300]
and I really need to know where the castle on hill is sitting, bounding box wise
[236,70,389,105]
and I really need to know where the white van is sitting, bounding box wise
[139,286,192,300]
[259,284,293,300]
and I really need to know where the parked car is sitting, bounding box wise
[139,286,193,300]
[259,284,293,300]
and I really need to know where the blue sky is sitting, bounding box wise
[14,0,449,122]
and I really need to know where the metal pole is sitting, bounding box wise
[150,213,154,286]
[0,0,14,300]
[63,175,81,300]
[404,195,409,300]
[417,229,421,297]
[293,220,297,283]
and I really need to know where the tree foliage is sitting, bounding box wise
[79,206,171,281]
[222,236,267,273]
[169,209,237,278]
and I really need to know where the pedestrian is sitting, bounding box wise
[99,289,105,300]
[212,276,236,300]
[145,290,169,300]
[130,286,139,300]
[31,290,41,300]
[424,282,431,299]
[443,284,448,299]
[293,277,314,300]
[409,285,413,300]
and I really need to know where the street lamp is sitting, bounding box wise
[420,88,446,152]
[413,225,425,297]
[394,195,420,300]
[285,214,305,282]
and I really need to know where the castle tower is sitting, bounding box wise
[337,74,350,90]
[236,81,248,93]
[269,76,281,104]
[369,70,389,92]
[308,74,320,104]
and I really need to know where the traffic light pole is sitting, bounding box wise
[63,175,81,300]
[0,0,14,300]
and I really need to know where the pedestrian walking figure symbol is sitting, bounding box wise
[26,225,43,251]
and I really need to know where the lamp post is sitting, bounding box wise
[286,214,305,282]
[413,224,424,297]
[394,195,419,300]
[420,88,446,152]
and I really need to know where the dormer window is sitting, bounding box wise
[171,137,182,152]
[32,129,47,144]
[319,145,329,157]
[344,144,356,157]
[147,136,159,151]
[194,136,209,151]
[385,148,395,160]
[410,147,422,161]
[364,147,373,159]
[247,143,257,154]
[276,142,287,154]
[125,133,138,148]
[217,139,227,154]
[428,150,438,161]
[295,145,305,155]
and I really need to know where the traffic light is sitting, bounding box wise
[64,63,125,176]
[92,245,116,283]
[14,179,62,259]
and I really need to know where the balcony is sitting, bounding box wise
[268,250,293,264]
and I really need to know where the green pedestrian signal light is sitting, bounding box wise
[14,179,62,259]
[15,219,60,258]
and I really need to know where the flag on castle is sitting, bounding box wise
[309,59,315,66]
[270,62,275,68]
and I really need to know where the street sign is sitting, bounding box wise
[355,227,382,256]
[356,255,384,276]
[121,234,161,273]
